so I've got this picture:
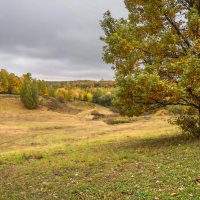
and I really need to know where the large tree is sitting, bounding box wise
[101,0,200,136]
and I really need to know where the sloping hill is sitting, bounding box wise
[1,95,199,199]
[0,95,176,153]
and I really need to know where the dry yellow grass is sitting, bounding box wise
[0,95,177,154]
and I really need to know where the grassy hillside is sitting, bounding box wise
[0,95,200,199]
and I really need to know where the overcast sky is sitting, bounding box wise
[0,0,127,80]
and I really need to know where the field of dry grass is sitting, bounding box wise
[0,95,200,199]
[0,95,175,154]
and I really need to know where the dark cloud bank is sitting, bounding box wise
[0,0,127,80]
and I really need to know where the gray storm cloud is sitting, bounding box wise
[0,0,127,80]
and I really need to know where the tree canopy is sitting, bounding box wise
[101,0,200,135]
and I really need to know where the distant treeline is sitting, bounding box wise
[47,80,115,89]
[0,69,115,108]
[0,69,51,96]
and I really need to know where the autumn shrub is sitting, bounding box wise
[92,90,114,107]
[90,110,105,120]
[91,110,101,116]
[169,107,200,138]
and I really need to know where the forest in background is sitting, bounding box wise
[0,68,115,107]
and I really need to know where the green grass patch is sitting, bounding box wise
[0,135,200,199]
[105,117,139,125]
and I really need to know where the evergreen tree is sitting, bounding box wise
[20,73,39,109]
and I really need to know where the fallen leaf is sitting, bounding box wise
[195,178,200,184]
[170,193,177,197]
[155,180,160,184]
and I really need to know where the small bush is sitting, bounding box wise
[169,107,199,137]
[0,160,4,166]
[167,105,187,115]
[22,153,44,161]
[105,117,134,125]
[91,110,101,116]
[91,110,105,119]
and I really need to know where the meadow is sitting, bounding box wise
[0,95,200,200]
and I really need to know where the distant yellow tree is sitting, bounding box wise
[37,80,48,96]
[78,92,84,101]
[0,69,9,93]
[55,88,68,102]
[86,92,93,102]
[82,92,93,102]
[8,73,21,94]
[66,89,75,101]
[73,90,79,100]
